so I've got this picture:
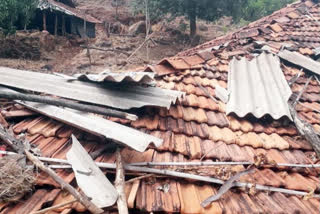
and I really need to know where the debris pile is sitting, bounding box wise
[0,156,35,203]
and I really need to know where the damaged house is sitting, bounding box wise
[33,0,102,38]
[0,0,320,213]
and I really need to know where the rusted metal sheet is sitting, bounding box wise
[66,135,118,208]
[18,101,163,152]
[74,71,155,84]
[0,67,184,110]
[227,53,292,120]
[38,0,102,23]
[278,50,320,76]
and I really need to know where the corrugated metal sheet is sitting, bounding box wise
[227,53,292,120]
[38,0,102,23]
[66,135,118,208]
[0,67,185,110]
[278,50,320,76]
[74,71,155,84]
[18,101,163,152]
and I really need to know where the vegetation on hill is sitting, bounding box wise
[0,0,37,35]
[130,0,295,37]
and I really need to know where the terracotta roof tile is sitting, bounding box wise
[3,1,320,213]
[269,23,283,32]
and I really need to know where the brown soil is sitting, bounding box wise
[0,1,241,74]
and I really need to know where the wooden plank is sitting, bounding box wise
[66,135,118,208]
[19,101,162,152]
[278,50,320,76]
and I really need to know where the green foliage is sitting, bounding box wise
[130,0,295,37]
[243,0,295,21]
[0,0,37,35]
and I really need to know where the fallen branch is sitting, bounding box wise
[115,148,129,214]
[289,105,320,158]
[80,45,130,56]
[25,151,103,213]
[127,34,154,62]
[201,167,255,207]
[125,174,154,184]
[0,89,137,120]
[0,124,104,214]
[31,198,77,214]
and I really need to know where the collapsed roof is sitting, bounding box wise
[0,0,320,213]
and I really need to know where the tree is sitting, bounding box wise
[131,0,295,38]
[243,0,295,21]
[0,0,37,35]
[19,0,38,30]
[131,0,249,38]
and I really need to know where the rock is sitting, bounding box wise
[99,40,112,47]
[128,21,146,36]
[199,24,209,32]
[41,64,53,71]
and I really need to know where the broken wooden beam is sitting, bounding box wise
[115,148,129,214]
[201,167,255,207]
[0,89,137,120]
[289,105,320,158]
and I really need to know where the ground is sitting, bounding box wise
[0,1,241,74]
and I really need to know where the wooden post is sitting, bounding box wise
[62,15,66,36]
[115,148,129,214]
[54,13,58,35]
[84,20,87,38]
[43,11,47,31]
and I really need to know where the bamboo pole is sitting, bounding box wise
[1,151,320,169]
[0,150,318,198]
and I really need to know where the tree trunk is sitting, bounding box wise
[43,11,47,31]
[190,13,196,38]
[188,0,197,38]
